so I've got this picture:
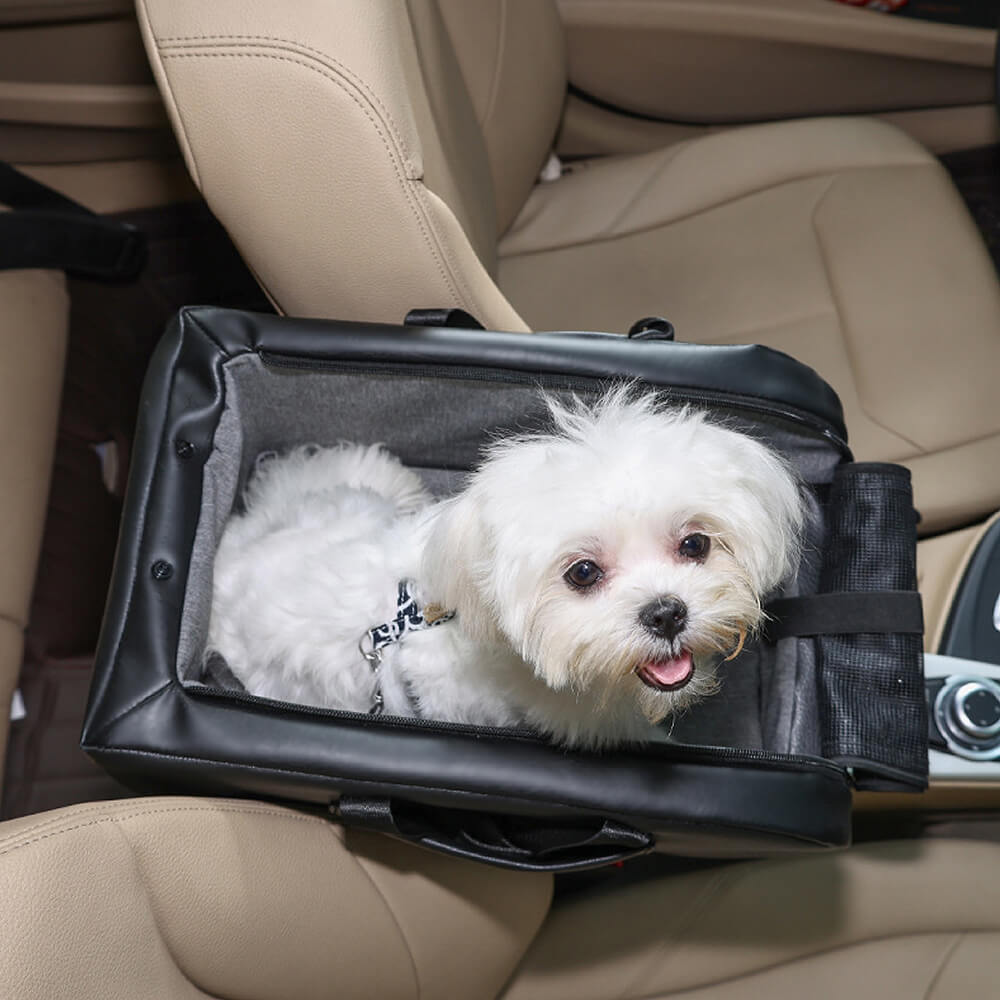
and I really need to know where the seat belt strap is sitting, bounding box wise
[0,161,146,280]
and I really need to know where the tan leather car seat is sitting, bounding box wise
[1,797,998,999]
[0,268,67,796]
[134,0,1000,534]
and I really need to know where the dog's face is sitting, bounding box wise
[423,392,805,725]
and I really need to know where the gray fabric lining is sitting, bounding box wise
[177,353,838,753]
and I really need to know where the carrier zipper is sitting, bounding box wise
[259,353,851,456]
[190,679,541,740]
[188,681,845,776]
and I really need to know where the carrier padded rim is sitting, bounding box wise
[82,307,857,858]
[187,307,848,441]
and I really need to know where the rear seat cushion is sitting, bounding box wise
[503,837,1000,1000]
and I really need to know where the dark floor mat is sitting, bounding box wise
[2,200,273,821]
[941,145,1000,276]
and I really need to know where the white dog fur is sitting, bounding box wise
[207,389,804,747]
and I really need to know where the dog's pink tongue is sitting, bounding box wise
[638,650,694,691]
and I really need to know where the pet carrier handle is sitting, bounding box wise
[403,307,486,330]
[333,796,655,872]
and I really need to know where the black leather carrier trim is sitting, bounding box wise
[83,307,872,869]
[195,308,848,444]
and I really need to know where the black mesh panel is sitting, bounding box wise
[817,463,927,790]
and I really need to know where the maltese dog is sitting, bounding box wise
[207,389,804,747]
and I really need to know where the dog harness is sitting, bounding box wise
[359,580,455,716]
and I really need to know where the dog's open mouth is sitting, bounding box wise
[636,650,694,692]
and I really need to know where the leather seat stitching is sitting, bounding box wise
[410,183,494,318]
[156,33,411,152]
[161,47,463,309]
[0,803,325,857]
[158,27,491,314]
[0,798,318,849]
[136,1,203,188]
[0,798,235,846]
[0,799,197,846]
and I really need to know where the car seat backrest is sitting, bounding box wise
[136,0,564,328]
[0,269,68,794]
[433,0,567,235]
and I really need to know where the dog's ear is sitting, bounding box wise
[421,488,503,645]
[729,450,806,596]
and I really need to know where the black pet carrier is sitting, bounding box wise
[82,307,926,871]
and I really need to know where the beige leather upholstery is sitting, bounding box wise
[504,838,1000,1000]
[918,515,993,652]
[558,0,995,123]
[136,0,1000,534]
[0,797,552,999]
[0,269,67,789]
[2,798,999,999]
[499,118,1000,533]
[17,158,197,214]
[437,0,566,235]
[0,10,175,165]
[557,96,1000,162]
[135,0,533,331]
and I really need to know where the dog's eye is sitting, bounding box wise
[678,533,710,560]
[563,559,604,589]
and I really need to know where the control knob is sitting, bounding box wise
[934,676,1000,760]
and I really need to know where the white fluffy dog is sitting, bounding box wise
[207,390,804,747]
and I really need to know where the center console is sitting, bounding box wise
[925,516,1000,781]
[926,655,1000,778]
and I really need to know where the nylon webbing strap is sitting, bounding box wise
[403,307,485,330]
[764,591,924,642]
[0,161,146,280]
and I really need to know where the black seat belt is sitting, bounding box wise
[0,161,146,280]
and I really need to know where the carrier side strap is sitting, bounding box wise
[764,591,924,641]
[0,161,146,280]
[403,307,485,330]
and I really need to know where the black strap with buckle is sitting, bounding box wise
[0,161,146,280]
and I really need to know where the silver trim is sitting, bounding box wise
[934,675,1000,761]
[954,681,1000,739]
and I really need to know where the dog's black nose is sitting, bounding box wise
[639,597,688,640]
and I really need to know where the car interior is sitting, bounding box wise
[3,0,1000,996]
